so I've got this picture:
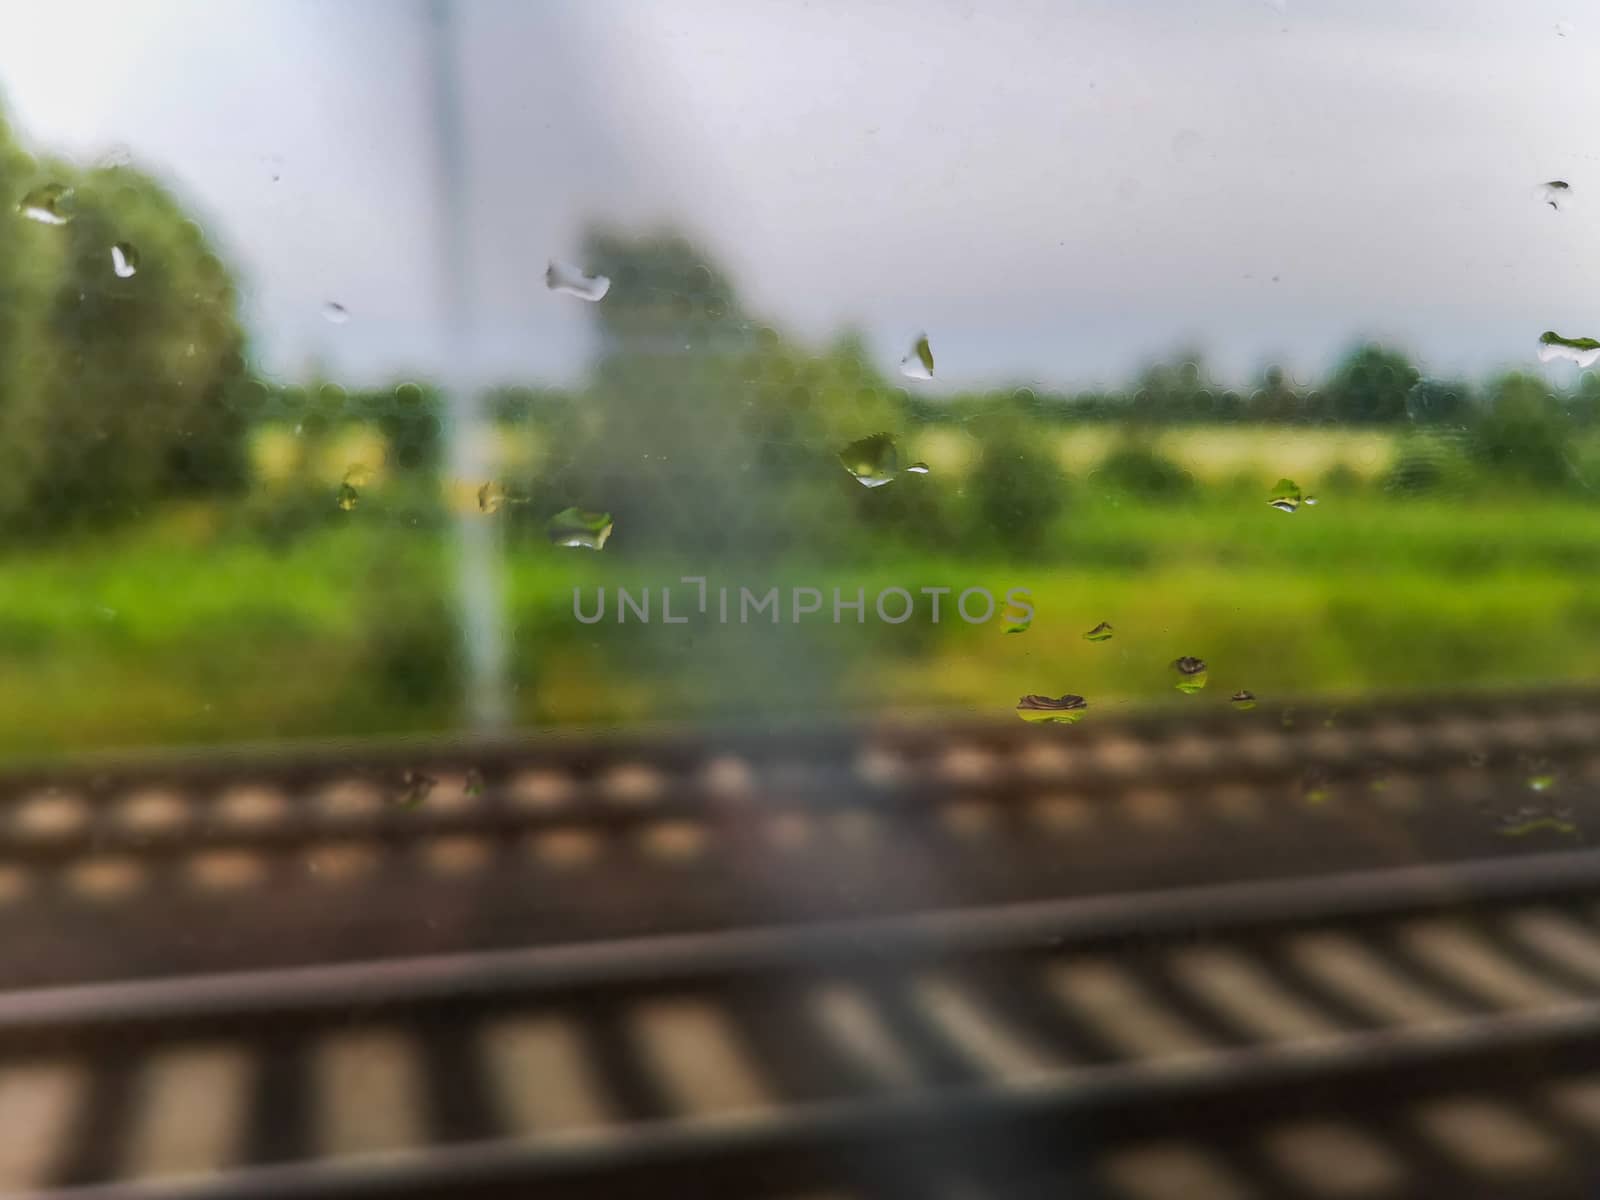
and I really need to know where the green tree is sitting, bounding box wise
[1326,344,1419,424]
[516,227,907,561]
[1469,373,1576,488]
[0,109,249,535]
[964,408,1069,554]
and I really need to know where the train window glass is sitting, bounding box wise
[0,3,1595,1196]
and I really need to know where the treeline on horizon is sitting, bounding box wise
[2,81,1597,553]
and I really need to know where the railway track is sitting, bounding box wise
[8,852,1600,1197]
[2,691,1599,987]
[5,691,1600,1197]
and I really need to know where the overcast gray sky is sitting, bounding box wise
[1,0,1595,391]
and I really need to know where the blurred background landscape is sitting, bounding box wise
[0,0,1597,758]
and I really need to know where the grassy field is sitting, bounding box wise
[3,483,1599,759]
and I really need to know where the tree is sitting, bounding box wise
[0,106,250,535]
[515,227,906,561]
[1469,373,1576,488]
[1326,344,1419,425]
[965,408,1069,554]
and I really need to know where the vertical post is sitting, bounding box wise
[427,0,509,730]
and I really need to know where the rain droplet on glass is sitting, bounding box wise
[1268,477,1301,513]
[1173,656,1209,694]
[1540,179,1572,211]
[545,259,611,302]
[838,433,900,488]
[1015,694,1087,724]
[17,183,73,225]
[1537,330,1600,368]
[547,507,613,550]
[1497,804,1577,838]
[323,301,350,324]
[899,333,934,381]
[110,242,139,278]
[1230,690,1257,711]
[395,769,437,809]
[1083,621,1114,642]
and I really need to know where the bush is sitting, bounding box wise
[1095,441,1194,499]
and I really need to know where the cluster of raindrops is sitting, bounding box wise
[1541,179,1572,211]
[1014,623,1253,722]
[18,183,147,282]
[1531,175,1596,364]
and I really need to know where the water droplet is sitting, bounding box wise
[336,482,360,511]
[1528,772,1557,793]
[1541,179,1573,211]
[545,259,611,302]
[838,433,900,488]
[479,481,506,513]
[905,462,931,475]
[17,183,73,225]
[547,506,613,550]
[1172,656,1209,694]
[464,768,485,798]
[899,333,934,381]
[1268,477,1302,513]
[1496,804,1577,838]
[1303,495,1318,507]
[1555,19,1573,37]
[1537,330,1600,368]
[1015,694,1087,724]
[344,463,374,488]
[1004,615,1032,634]
[323,301,350,324]
[395,769,436,809]
[110,242,139,278]
[1083,622,1114,642]
[1230,690,1257,710]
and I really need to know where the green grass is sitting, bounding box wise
[3,490,1599,758]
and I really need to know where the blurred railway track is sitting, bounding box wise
[6,691,1600,1197]
[2,691,1600,986]
[10,850,1600,1197]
